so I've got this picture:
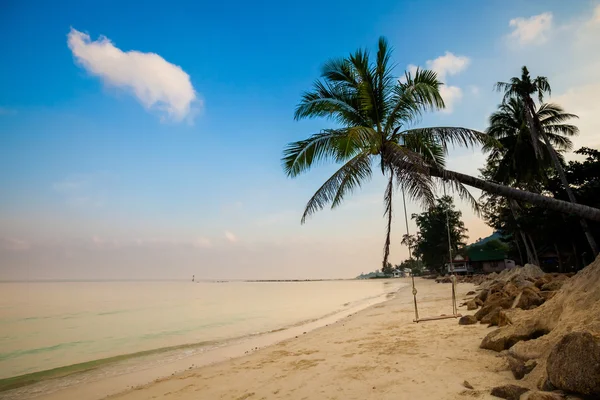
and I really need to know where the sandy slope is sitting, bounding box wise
[106,279,515,400]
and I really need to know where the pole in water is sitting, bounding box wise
[192,275,195,282]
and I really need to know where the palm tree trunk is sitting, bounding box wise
[429,167,600,222]
[508,200,536,264]
[514,239,524,265]
[554,243,563,272]
[527,233,540,266]
[525,98,599,257]
[383,170,394,268]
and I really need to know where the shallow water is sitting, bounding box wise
[0,279,402,380]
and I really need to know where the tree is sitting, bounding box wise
[382,261,394,275]
[481,147,600,271]
[282,37,489,268]
[397,259,426,276]
[412,196,468,273]
[283,41,600,271]
[485,98,577,187]
[496,66,598,256]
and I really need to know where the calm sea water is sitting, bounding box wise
[0,280,402,380]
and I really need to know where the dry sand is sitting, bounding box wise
[91,279,516,400]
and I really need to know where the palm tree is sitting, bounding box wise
[283,39,600,268]
[496,66,598,256]
[282,37,489,267]
[485,98,577,187]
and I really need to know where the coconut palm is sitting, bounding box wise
[485,98,578,187]
[496,66,598,256]
[282,38,489,267]
[283,39,600,268]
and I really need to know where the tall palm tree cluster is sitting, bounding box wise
[282,38,600,268]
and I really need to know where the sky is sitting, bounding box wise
[1,0,600,280]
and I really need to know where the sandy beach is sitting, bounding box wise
[34,279,519,400]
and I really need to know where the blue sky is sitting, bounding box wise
[1,0,599,279]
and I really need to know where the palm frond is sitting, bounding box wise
[300,151,373,223]
[283,129,355,177]
[401,127,497,152]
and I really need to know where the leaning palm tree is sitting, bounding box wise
[496,66,598,256]
[485,98,578,187]
[283,39,600,268]
[282,38,488,267]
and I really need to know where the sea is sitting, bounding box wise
[0,279,404,390]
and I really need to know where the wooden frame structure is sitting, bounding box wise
[411,274,461,323]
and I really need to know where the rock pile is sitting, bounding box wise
[457,265,562,330]
[473,256,600,398]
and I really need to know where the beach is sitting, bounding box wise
[19,279,517,400]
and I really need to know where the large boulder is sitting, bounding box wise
[546,332,600,396]
[541,280,564,292]
[459,315,477,325]
[514,287,545,310]
[481,306,502,326]
[506,355,537,379]
[521,391,565,400]
[466,300,479,310]
[475,288,489,303]
[490,384,529,400]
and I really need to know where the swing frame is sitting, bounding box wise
[411,273,461,323]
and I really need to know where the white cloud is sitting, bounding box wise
[508,12,553,45]
[594,5,600,23]
[468,85,480,96]
[225,231,238,243]
[425,52,470,80]
[404,52,470,113]
[439,86,463,114]
[67,28,198,122]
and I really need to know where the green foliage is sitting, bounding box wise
[381,262,394,276]
[412,196,468,273]
[468,239,509,254]
[397,259,426,276]
[481,147,600,270]
[283,37,489,267]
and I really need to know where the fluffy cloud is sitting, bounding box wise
[425,52,470,80]
[408,52,470,113]
[67,28,198,122]
[225,231,238,243]
[508,12,553,45]
[553,82,600,150]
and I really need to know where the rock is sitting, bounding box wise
[475,293,513,321]
[459,315,477,325]
[539,291,557,301]
[466,300,479,310]
[506,355,537,379]
[490,384,529,399]
[476,289,489,303]
[475,298,484,306]
[498,309,517,327]
[480,319,548,352]
[503,282,520,297]
[521,391,565,400]
[515,287,544,310]
[463,380,474,390]
[546,332,600,396]
[541,280,564,292]
[466,291,476,295]
[481,306,502,326]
